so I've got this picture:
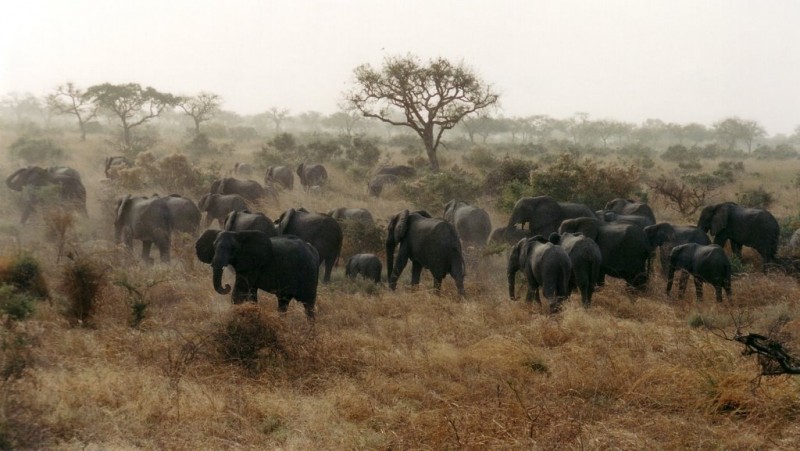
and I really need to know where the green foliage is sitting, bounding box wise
[753,143,798,160]
[483,157,536,197]
[303,140,342,162]
[114,276,165,329]
[728,254,752,276]
[526,153,642,210]
[737,186,774,209]
[116,152,219,198]
[399,167,481,212]
[714,161,745,183]
[61,257,105,327]
[661,145,696,163]
[339,219,384,262]
[7,136,65,165]
[462,147,500,171]
[0,284,36,321]
[344,136,381,167]
[185,133,216,157]
[0,255,48,299]
[271,133,297,153]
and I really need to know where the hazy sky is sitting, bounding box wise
[2,0,799,135]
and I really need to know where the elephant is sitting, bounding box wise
[489,226,530,245]
[559,217,651,288]
[198,193,248,227]
[644,222,711,276]
[276,208,343,283]
[210,177,275,203]
[115,195,172,263]
[697,202,779,266]
[604,198,656,225]
[327,207,376,226]
[507,235,572,312]
[104,156,132,179]
[195,230,319,319]
[443,199,492,248]
[265,165,294,190]
[376,165,416,178]
[6,165,87,223]
[162,194,201,235]
[345,253,382,283]
[296,163,328,190]
[386,209,466,296]
[667,243,732,303]
[223,209,277,236]
[233,162,255,178]
[557,232,602,307]
[367,174,399,197]
[597,210,655,229]
[507,196,595,238]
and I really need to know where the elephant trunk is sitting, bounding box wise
[212,265,231,294]
[386,240,396,286]
[6,168,27,191]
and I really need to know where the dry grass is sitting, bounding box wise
[1,132,800,449]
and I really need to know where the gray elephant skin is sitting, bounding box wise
[265,165,294,190]
[115,195,172,263]
[345,253,382,283]
[644,222,711,276]
[210,177,274,202]
[558,232,602,307]
[489,226,530,245]
[195,230,319,319]
[443,200,492,248]
[296,163,328,190]
[604,198,656,224]
[162,194,201,235]
[507,196,595,238]
[6,165,87,223]
[597,210,655,229]
[223,210,277,236]
[386,210,466,295]
[198,193,248,227]
[233,162,254,178]
[559,217,651,288]
[327,207,375,226]
[667,243,731,303]
[697,202,779,265]
[276,208,343,283]
[376,165,416,178]
[507,235,572,312]
[367,174,399,197]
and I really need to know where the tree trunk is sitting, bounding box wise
[194,117,201,136]
[422,129,439,172]
[78,120,87,141]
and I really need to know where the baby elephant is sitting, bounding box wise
[667,243,732,303]
[345,253,382,284]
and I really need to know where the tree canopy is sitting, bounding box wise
[46,82,97,140]
[177,92,221,135]
[347,54,499,171]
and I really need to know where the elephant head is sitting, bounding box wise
[277,208,298,234]
[296,163,306,185]
[508,196,563,236]
[558,217,601,241]
[114,195,133,242]
[443,199,466,222]
[386,209,412,279]
[195,229,273,295]
[209,179,221,194]
[507,235,549,299]
[6,166,49,191]
[644,222,676,248]
[698,203,732,236]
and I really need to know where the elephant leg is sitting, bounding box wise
[433,276,442,294]
[231,277,249,304]
[277,296,291,313]
[694,276,703,302]
[20,204,34,224]
[580,283,591,308]
[410,261,423,286]
[322,258,334,284]
[714,285,723,303]
[526,280,541,304]
[141,241,154,264]
[158,239,170,263]
[389,247,410,290]
[730,242,743,259]
[302,301,315,321]
[677,271,689,298]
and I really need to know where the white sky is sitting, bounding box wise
[1,0,799,135]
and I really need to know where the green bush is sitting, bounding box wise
[737,186,774,209]
[116,152,219,198]
[344,136,381,167]
[399,167,481,212]
[0,284,36,321]
[463,147,500,171]
[483,157,536,197]
[8,136,65,165]
[339,219,384,262]
[61,257,106,327]
[0,255,48,299]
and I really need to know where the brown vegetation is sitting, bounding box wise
[1,130,800,449]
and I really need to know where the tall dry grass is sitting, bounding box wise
[0,130,799,449]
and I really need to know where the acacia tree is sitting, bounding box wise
[266,107,290,132]
[713,117,765,153]
[46,82,97,140]
[177,92,221,135]
[347,55,499,171]
[85,83,178,152]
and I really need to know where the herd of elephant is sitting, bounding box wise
[5,163,784,319]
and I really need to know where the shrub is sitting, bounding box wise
[7,136,65,165]
[462,147,500,171]
[339,219,384,262]
[484,157,537,197]
[0,284,36,321]
[399,167,482,212]
[526,153,642,210]
[714,161,745,182]
[214,304,286,370]
[0,255,48,299]
[661,145,696,163]
[647,173,729,217]
[344,136,381,167]
[185,133,216,157]
[115,152,219,198]
[271,133,297,153]
[737,186,774,209]
[61,257,106,327]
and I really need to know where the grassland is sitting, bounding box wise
[1,132,800,450]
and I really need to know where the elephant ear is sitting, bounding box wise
[296,163,305,181]
[711,205,729,236]
[198,194,210,211]
[223,210,238,231]
[414,210,432,219]
[534,196,563,232]
[444,199,456,218]
[508,238,526,274]
[548,232,561,245]
[195,229,221,264]
[210,179,221,194]
[277,208,296,234]
[233,231,272,272]
[5,168,29,191]
[394,210,411,242]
